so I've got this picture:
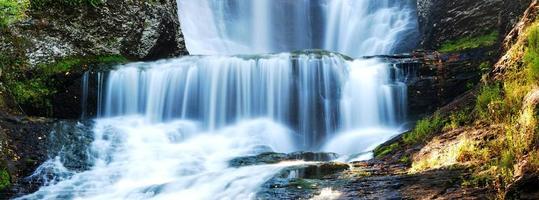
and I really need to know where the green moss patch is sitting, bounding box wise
[374,143,399,158]
[0,0,28,27]
[439,31,499,53]
[0,168,10,190]
[30,0,103,9]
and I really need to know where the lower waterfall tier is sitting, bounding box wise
[96,51,408,149]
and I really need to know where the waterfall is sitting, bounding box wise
[178,0,418,57]
[20,0,417,199]
[97,52,406,148]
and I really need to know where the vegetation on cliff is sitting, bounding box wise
[376,6,539,197]
[439,31,499,53]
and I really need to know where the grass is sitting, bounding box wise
[410,137,480,173]
[476,84,504,121]
[403,113,446,145]
[445,109,472,130]
[524,25,539,82]
[439,31,499,53]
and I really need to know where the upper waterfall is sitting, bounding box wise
[178,0,418,57]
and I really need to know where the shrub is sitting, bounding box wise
[476,84,503,120]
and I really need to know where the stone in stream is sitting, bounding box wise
[229,152,339,167]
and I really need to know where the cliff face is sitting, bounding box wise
[1,0,187,66]
[417,0,532,50]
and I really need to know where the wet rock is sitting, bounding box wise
[0,112,93,198]
[302,162,350,179]
[505,158,539,199]
[0,113,53,197]
[380,51,486,117]
[229,152,339,167]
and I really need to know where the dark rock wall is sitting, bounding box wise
[417,0,533,50]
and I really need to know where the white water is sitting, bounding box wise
[97,53,405,148]
[178,0,418,57]
[21,0,416,199]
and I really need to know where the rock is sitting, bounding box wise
[0,113,93,198]
[256,162,349,200]
[229,152,339,167]
[505,157,539,199]
[380,51,485,117]
[417,0,533,50]
[0,112,53,196]
[1,0,188,68]
[302,162,350,179]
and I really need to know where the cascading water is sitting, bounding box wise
[20,0,418,199]
[178,0,418,57]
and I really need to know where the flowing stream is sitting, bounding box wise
[20,0,418,199]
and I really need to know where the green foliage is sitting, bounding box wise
[479,61,492,74]
[0,0,29,27]
[403,114,446,145]
[374,143,399,158]
[524,25,539,82]
[30,0,103,9]
[2,54,127,115]
[439,31,499,53]
[476,84,503,120]
[0,168,10,190]
[10,78,53,112]
[446,109,472,130]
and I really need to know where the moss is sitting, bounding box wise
[399,156,411,164]
[439,31,499,53]
[10,78,54,113]
[0,168,10,190]
[0,0,29,27]
[403,114,446,145]
[40,55,128,75]
[374,143,399,158]
[30,0,103,9]
[479,61,492,74]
